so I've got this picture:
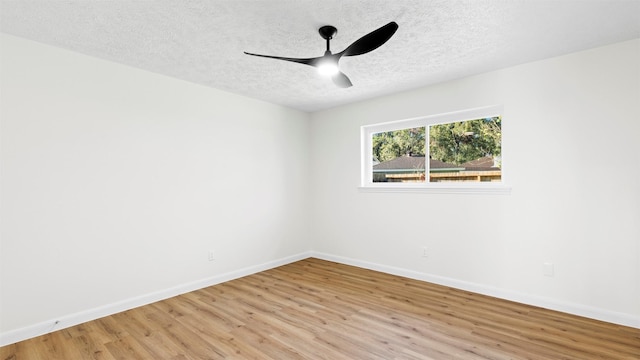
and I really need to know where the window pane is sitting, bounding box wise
[372,127,426,183]
[428,117,501,182]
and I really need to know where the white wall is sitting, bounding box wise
[310,39,640,327]
[0,34,311,338]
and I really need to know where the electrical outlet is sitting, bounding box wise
[208,250,215,261]
[422,246,428,258]
[543,262,554,276]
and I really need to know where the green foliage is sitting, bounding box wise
[371,117,501,165]
[372,127,425,162]
[429,117,501,165]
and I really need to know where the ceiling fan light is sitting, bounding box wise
[318,62,339,76]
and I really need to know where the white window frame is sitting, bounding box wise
[360,105,511,194]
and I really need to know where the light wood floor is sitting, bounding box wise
[2,258,639,359]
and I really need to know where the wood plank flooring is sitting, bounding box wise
[2,258,639,359]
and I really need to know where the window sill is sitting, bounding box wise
[358,184,511,195]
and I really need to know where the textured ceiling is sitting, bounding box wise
[1,0,639,112]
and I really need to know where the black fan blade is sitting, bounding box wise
[244,52,322,67]
[341,22,398,57]
[332,72,352,88]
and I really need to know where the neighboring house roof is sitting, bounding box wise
[460,156,500,171]
[373,156,424,170]
[373,155,499,172]
[430,158,461,169]
[373,156,460,172]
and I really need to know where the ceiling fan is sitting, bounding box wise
[244,22,399,88]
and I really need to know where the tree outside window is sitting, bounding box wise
[371,117,501,183]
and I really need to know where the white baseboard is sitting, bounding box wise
[310,252,640,329]
[0,251,312,347]
[3,250,637,347]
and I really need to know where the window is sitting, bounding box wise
[361,105,509,194]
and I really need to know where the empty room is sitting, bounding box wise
[1,1,639,359]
